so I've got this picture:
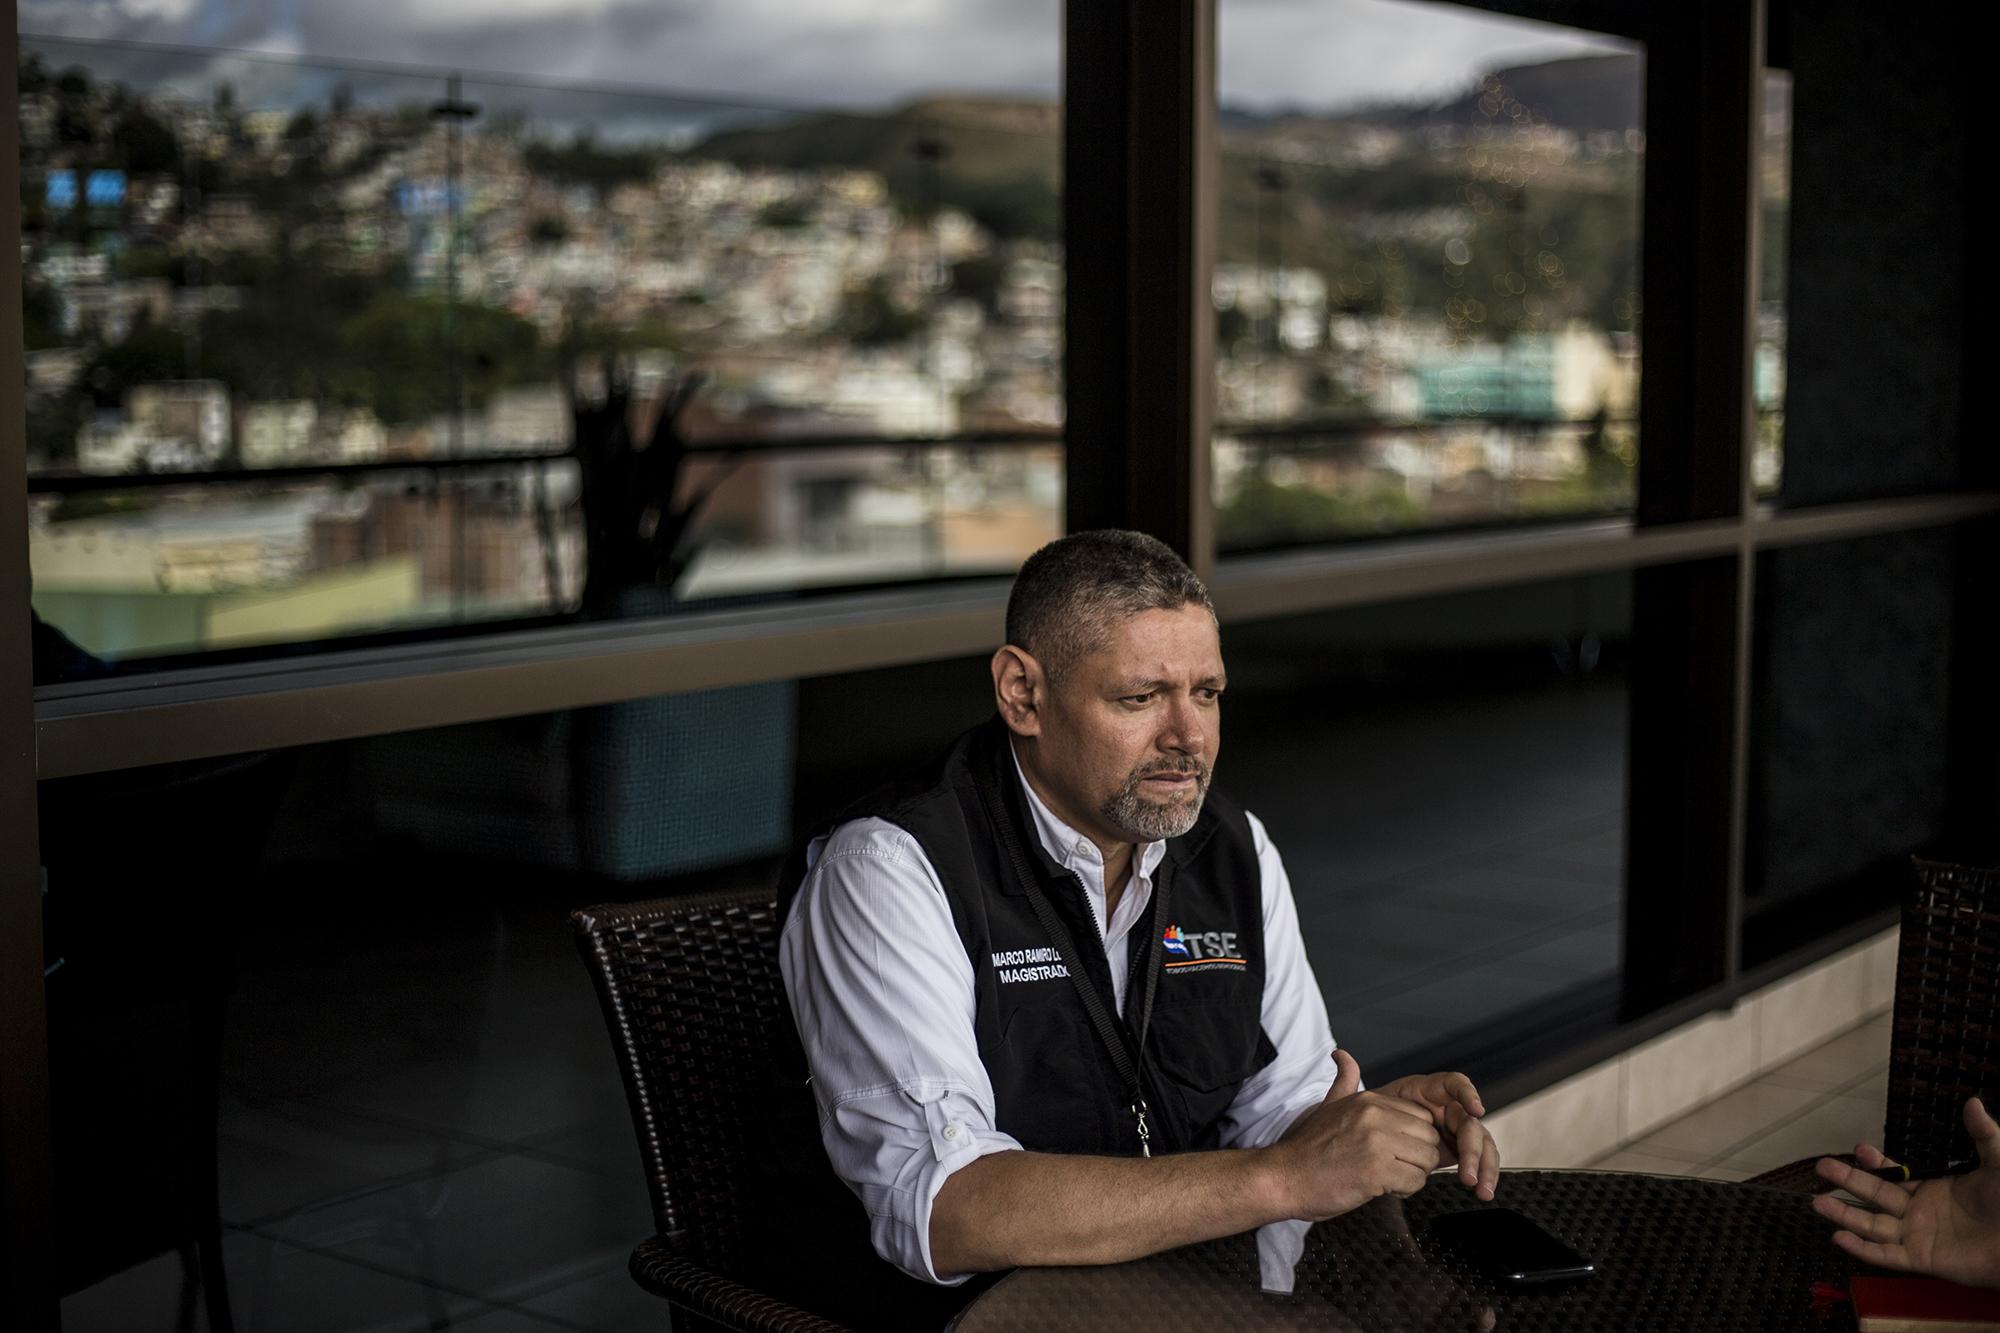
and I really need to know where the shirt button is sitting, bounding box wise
[942,1124,961,1141]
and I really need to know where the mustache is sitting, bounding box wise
[1133,758,1210,782]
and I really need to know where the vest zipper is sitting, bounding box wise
[1066,867,1155,1157]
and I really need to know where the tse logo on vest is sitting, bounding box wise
[1161,923,1246,974]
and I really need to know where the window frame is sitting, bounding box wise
[4,5,1995,1324]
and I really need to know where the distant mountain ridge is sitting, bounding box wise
[1221,53,1644,140]
[689,50,1643,181]
[682,52,1643,242]
[691,96,1063,238]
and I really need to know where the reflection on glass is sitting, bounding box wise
[1745,530,1952,962]
[18,38,1062,675]
[1217,573,1630,1078]
[1755,68,1792,495]
[43,682,805,1328]
[1214,1,1642,548]
[27,467,585,664]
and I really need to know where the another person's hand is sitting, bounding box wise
[1812,1097,2000,1289]
[1378,1067,1501,1201]
[1265,1049,1446,1220]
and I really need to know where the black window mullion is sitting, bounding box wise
[0,11,58,1328]
[1062,0,1216,579]
[1623,0,1765,1011]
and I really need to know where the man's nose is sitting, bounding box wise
[1159,694,1205,753]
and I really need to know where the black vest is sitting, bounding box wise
[789,717,1277,1154]
[759,720,1276,1326]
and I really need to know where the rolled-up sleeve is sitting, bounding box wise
[778,820,1022,1285]
[1218,810,1338,1150]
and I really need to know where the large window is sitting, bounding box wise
[44,684,808,1330]
[1745,528,1959,964]
[20,32,1062,679]
[1221,574,1629,1076]
[7,3,1991,1329]
[1754,67,1791,495]
[1774,5,1968,506]
[1214,0,1642,549]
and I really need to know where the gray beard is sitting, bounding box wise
[1100,760,1211,843]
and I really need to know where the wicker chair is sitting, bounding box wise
[570,888,852,1333]
[1747,855,2000,1192]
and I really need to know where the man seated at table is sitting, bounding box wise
[776,529,1500,1326]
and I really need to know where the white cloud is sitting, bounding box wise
[390,0,628,26]
[1221,0,1634,112]
[20,0,200,37]
[19,0,1631,113]
[48,0,201,18]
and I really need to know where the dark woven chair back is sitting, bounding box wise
[1885,856,2000,1170]
[570,887,781,1277]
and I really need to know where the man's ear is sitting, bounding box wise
[991,645,1044,737]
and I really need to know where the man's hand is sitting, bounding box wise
[1379,1068,1500,1202]
[1263,1049,1450,1221]
[1812,1096,2000,1289]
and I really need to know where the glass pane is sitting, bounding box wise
[1216,572,1631,1081]
[41,650,1022,1330]
[1744,529,1955,963]
[1774,7,1967,504]
[455,68,1063,607]
[1214,1,1642,550]
[42,681,815,1331]
[20,35,1062,680]
[1754,69,1791,496]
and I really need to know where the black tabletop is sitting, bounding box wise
[952,1171,1859,1332]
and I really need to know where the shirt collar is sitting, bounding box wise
[1007,738,1168,883]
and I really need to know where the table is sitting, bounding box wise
[951,1171,1859,1331]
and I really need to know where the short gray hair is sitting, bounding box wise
[1005,530,1214,683]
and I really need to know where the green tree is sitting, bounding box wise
[1216,305,1252,347]
[950,254,1007,311]
[54,67,95,147]
[758,198,812,229]
[1216,471,1423,547]
[110,103,179,175]
[947,171,1058,241]
[21,280,66,350]
[523,132,658,193]
[25,394,89,467]
[843,279,926,346]
[336,295,542,424]
[79,321,191,408]
[19,53,51,98]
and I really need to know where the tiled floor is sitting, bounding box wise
[61,883,659,1333]
[1586,1010,1894,1181]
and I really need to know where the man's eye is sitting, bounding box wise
[1195,688,1222,702]
[1122,693,1154,705]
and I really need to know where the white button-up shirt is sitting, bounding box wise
[778,745,1338,1285]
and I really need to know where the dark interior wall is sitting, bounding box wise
[1749,528,1955,910]
[1779,3,1968,505]
[791,574,1635,847]
[793,655,995,838]
[1742,7,1974,950]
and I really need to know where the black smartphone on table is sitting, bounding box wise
[1428,1208,1596,1284]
